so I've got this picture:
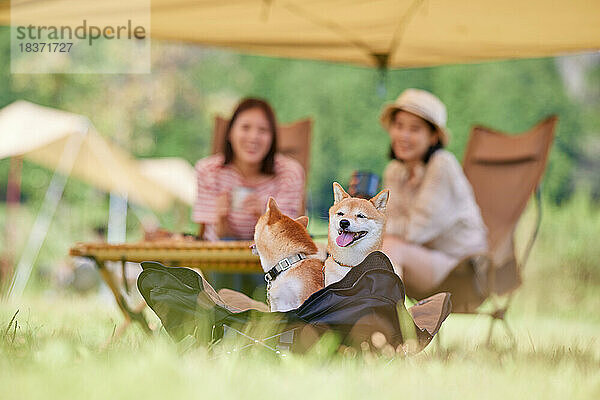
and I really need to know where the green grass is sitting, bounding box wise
[1,296,599,400]
[1,191,600,399]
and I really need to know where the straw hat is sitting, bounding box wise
[380,88,449,145]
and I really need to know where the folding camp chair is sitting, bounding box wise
[138,252,452,356]
[404,116,556,343]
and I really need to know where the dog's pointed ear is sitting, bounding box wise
[294,216,309,228]
[333,182,350,204]
[370,189,389,212]
[266,197,282,223]
[266,197,277,211]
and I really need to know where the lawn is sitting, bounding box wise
[1,296,598,400]
[1,192,599,399]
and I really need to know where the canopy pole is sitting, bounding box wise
[373,53,390,98]
[377,66,388,98]
[6,128,87,299]
[107,192,128,244]
[128,203,159,232]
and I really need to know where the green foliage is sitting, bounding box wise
[1,25,597,215]
[514,189,600,319]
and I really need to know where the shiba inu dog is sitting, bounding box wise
[253,198,324,312]
[324,182,389,286]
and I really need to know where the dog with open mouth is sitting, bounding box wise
[324,182,389,286]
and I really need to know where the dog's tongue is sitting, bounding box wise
[336,232,354,247]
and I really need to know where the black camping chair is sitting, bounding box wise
[137,251,451,355]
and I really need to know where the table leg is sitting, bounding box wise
[93,258,152,334]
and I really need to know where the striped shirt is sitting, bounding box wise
[192,153,305,241]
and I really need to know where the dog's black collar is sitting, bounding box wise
[265,253,307,282]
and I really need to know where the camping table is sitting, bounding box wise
[69,240,261,334]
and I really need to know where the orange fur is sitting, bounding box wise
[286,258,325,301]
[254,198,324,311]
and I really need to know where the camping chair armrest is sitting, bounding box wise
[519,186,543,272]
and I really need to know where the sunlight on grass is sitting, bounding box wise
[1,295,599,400]
[1,192,599,399]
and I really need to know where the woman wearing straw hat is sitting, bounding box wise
[380,89,488,294]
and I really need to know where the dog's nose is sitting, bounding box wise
[339,219,350,229]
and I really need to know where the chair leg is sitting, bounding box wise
[435,326,443,351]
[486,318,496,347]
[501,318,516,345]
[128,304,152,334]
[101,319,132,348]
[486,309,516,348]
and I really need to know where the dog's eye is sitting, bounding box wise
[336,212,344,216]
[356,213,366,219]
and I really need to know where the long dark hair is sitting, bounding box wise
[388,109,444,164]
[223,98,278,175]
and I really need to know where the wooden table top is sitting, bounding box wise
[69,240,262,272]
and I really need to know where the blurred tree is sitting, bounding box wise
[0,25,596,218]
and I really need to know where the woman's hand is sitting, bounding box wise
[215,192,230,219]
[216,192,231,219]
[215,192,232,239]
[242,193,264,217]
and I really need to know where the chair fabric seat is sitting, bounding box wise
[137,251,451,353]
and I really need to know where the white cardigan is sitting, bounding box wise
[383,150,488,260]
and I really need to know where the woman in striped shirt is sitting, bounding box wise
[193,98,305,241]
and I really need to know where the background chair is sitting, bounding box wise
[405,116,557,342]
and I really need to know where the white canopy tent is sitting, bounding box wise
[139,158,196,207]
[0,101,175,210]
[0,101,178,297]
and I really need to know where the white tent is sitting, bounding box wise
[0,100,175,211]
[0,100,178,297]
[139,158,196,206]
